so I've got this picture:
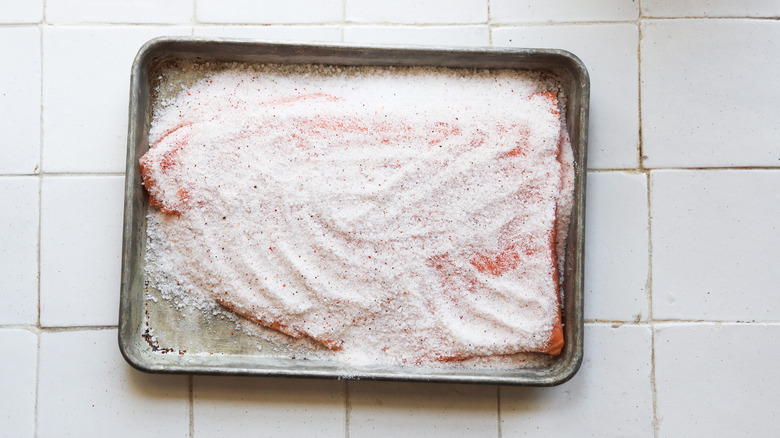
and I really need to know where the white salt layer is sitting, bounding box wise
[142,63,574,367]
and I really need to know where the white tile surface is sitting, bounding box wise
[46,0,192,23]
[491,0,639,23]
[502,324,653,437]
[0,177,39,325]
[641,20,780,168]
[584,172,648,321]
[493,24,639,169]
[38,329,189,438]
[0,27,41,174]
[642,1,780,18]
[194,25,342,41]
[5,3,780,437]
[0,329,36,437]
[347,0,487,24]
[651,170,780,320]
[196,0,342,24]
[344,25,490,47]
[42,26,191,173]
[655,323,780,436]
[40,176,125,326]
[349,381,497,438]
[193,376,345,437]
[0,0,42,23]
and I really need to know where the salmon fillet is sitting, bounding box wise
[141,65,573,365]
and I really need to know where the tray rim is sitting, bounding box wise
[119,36,589,386]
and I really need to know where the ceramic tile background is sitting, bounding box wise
[1,0,778,436]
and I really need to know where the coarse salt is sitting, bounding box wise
[142,63,574,367]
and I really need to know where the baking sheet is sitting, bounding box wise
[119,37,589,386]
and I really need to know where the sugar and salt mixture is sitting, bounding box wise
[142,62,574,367]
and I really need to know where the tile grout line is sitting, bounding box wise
[1,172,128,177]
[0,20,653,28]
[0,22,46,27]
[491,20,641,27]
[191,0,197,35]
[12,22,203,27]
[29,325,119,332]
[636,10,644,170]
[644,152,660,433]
[487,0,493,46]
[637,4,660,435]
[587,168,646,174]
[638,4,660,435]
[332,20,497,26]
[0,325,41,330]
[344,381,351,438]
[587,320,650,325]
[642,16,780,21]
[496,385,502,438]
[25,21,491,27]
[491,16,780,24]
[645,168,659,436]
[189,375,195,438]
[37,4,46,328]
[341,0,346,42]
[34,331,41,438]
[1,16,778,28]
[654,320,780,324]
[593,167,780,172]
[34,3,47,435]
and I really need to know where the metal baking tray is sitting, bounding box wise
[119,37,589,386]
